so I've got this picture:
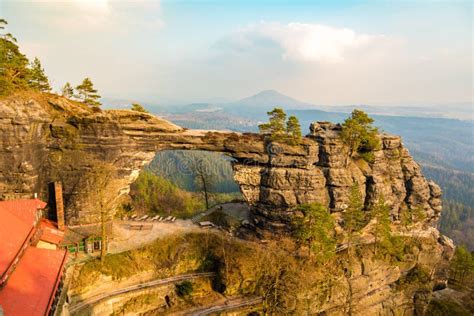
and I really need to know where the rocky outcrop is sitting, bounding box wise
[0,92,442,228]
[1,92,454,316]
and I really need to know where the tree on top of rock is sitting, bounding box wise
[258,107,287,141]
[259,108,302,144]
[76,78,101,107]
[131,103,149,113]
[61,82,74,98]
[28,57,51,92]
[286,115,302,145]
[0,19,31,95]
[340,109,380,164]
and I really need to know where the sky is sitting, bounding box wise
[2,0,473,106]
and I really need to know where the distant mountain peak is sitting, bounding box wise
[235,90,313,109]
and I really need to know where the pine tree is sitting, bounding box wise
[131,103,149,113]
[61,82,74,98]
[343,183,366,254]
[371,196,392,256]
[28,57,51,92]
[340,109,380,164]
[258,107,287,141]
[292,202,336,263]
[76,78,101,107]
[0,19,31,95]
[286,115,302,145]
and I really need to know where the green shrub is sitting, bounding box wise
[176,281,194,297]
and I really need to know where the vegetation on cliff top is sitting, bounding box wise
[341,109,381,163]
[0,19,102,109]
[258,107,302,145]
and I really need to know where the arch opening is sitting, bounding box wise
[121,150,250,229]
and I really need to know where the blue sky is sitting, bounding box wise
[2,0,472,105]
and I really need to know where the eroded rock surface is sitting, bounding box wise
[0,92,454,316]
[0,92,441,228]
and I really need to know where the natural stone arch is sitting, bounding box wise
[0,94,442,228]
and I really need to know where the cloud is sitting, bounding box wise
[217,22,383,63]
[27,0,164,33]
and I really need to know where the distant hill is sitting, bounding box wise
[231,89,312,109]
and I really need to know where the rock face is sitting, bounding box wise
[0,92,453,315]
[0,92,442,227]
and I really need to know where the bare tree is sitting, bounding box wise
[84,161,118,262]
[192,157,216,210]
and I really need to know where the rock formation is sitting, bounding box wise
[0,92,454,315]
[0,92,441,228]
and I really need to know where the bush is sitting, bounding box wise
[176,281,194,297]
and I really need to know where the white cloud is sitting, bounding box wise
[219,22,382,63]
[28,0,163,33]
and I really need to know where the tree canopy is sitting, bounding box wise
[286,115,302,145]
[131,103,149,113]
[28,57,51,92]
[76,78,101,107]
[0,19,31,95]
[292,202,336,262]
[61,82,74,98]
[259,108,302,144]
[451,245,474,283]
[340,109,380,163]
[342,183,367,253]
[258,108,287,140]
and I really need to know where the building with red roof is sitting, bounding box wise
[0,199,68,316]
[0,199,45,286]
[37,219,65,250]
[0,247,67,316]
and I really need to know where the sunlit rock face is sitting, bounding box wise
[0,93,441,227]
[0,92,452,315]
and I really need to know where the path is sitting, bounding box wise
[68,272,215,314]
[185,297,263,316]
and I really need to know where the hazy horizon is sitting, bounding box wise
[3,0,473,105]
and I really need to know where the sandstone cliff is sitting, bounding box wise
[0,92,454,315]
[0,92,441,228]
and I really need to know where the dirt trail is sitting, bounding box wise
[68,272,215,314]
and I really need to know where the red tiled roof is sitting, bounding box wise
[0,210,35,280]
[0,199,46,278]
[0,199,46,225]
[0,247,67,316]
[39,219,64,245]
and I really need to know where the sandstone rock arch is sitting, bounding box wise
[0,93,442,228]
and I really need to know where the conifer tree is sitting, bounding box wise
[343,183,366,254]
[131,103,148,113]
[28,57,51,92]
[258,107,287,141]
[286,115,302,145]
[0,19,31,95]
[371,196,392,256]
[292,202,336,262]
[76,77,101,107]
[340,109,380,164]
[61,82,74,98]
